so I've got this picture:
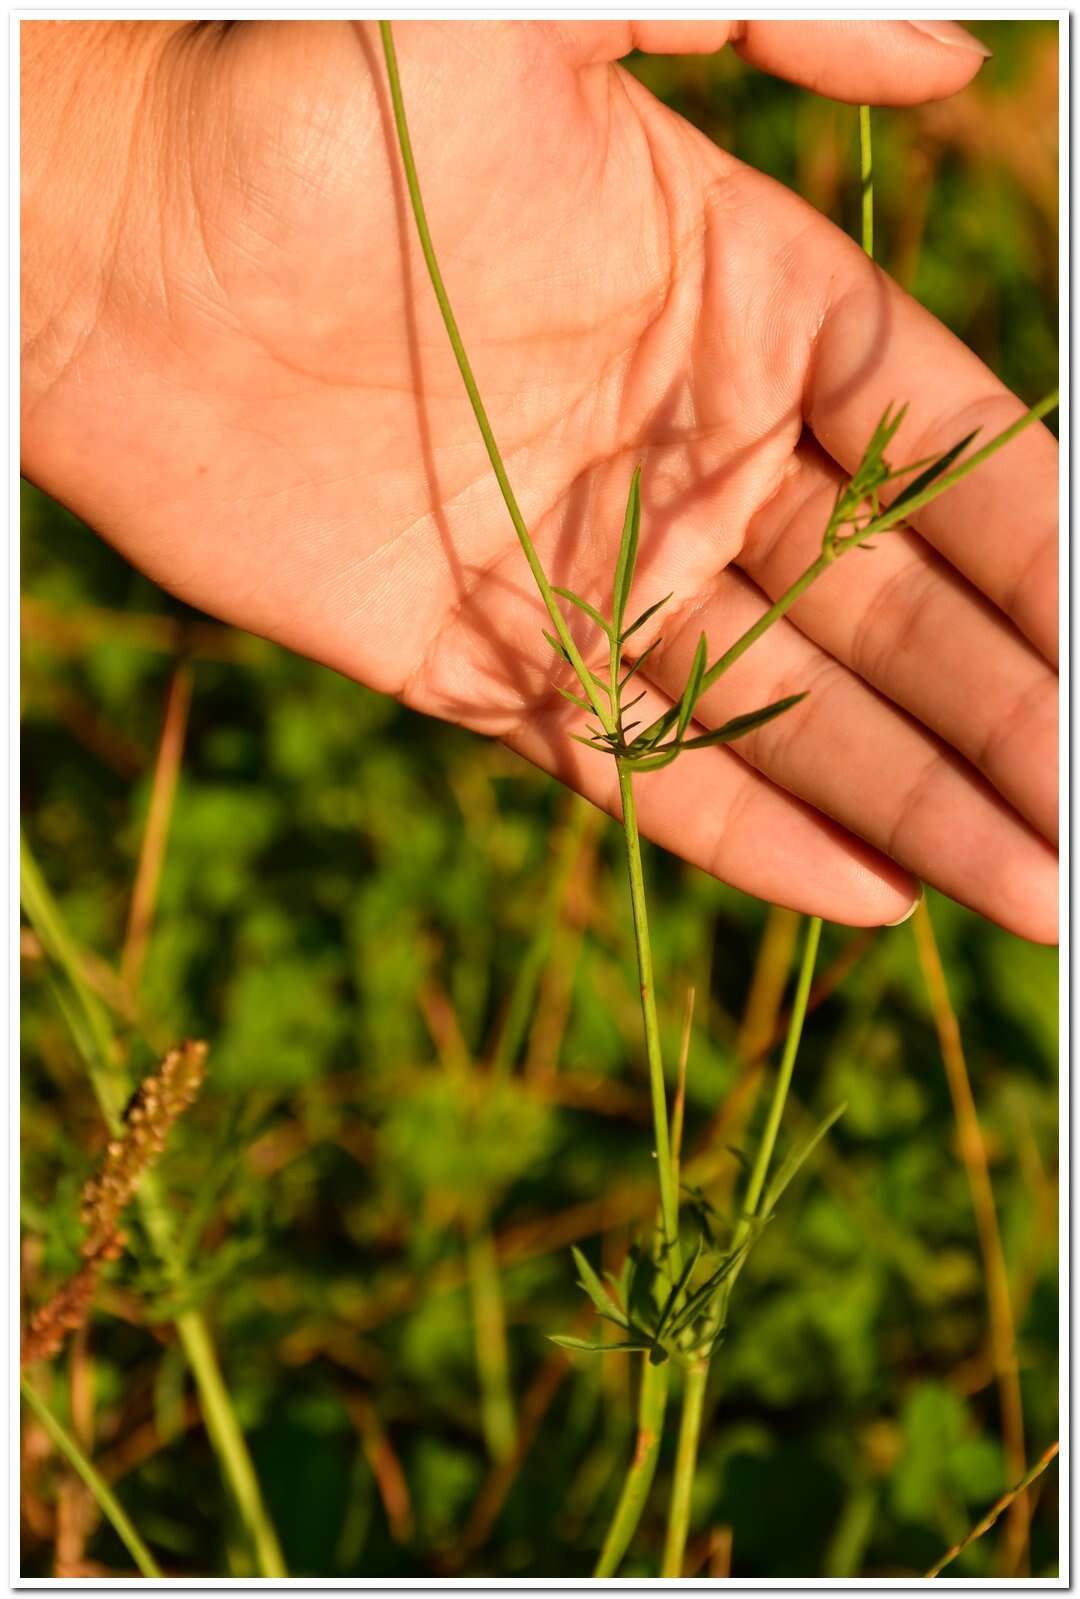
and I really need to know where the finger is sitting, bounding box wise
[639,567,1058,944]
[739,439,1058,843]
[503,679,919,928]
[798,229,1058,666]
[561,20,990,104]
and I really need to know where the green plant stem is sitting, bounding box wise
[378,20,612,735]
[659,1359,708,1577]
[20,832,288,1579]
[616,761,679,1265]
[740,916,823,1226]
[859,105,873,259]
[656,915,823,1578]
[20,833,125,1126]
[21,1375,164,1579]
[170,1309,287,1577]
[591,762,681,1578]
[593,1357,670,1577]
[465,1214,517,1464]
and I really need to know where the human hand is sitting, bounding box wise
[21,20,1057,939]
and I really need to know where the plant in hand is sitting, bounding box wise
[379,21,1057,1576]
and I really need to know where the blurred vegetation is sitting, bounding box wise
[21,20,1058,1580]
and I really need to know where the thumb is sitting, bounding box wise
[565,20,991,106]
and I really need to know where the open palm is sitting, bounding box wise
[21,19,1057,938]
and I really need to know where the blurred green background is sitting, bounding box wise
[21,20,1058,1581]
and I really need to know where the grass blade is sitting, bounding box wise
[554,586,613,638]
[675,633,708,742]
[572,1245,630,1327]
[888,431,978,515]
[680,692,808,751]
[611,467,642,639]
[549,1335,654,1355]
[21,1376,164,1578]
[621,592,672,644]
[761,1102,847,1218]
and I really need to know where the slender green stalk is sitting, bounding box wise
[740,916,823,1225]
[21,1376,164,1578]
[20,833,125,1126]
[20,833,288,1578]
[657,915,823,1575]
[925,1441,1059,1579]
[616,762,679,1264]
[377,21,612,734]
[659,1359,708,1576]
[170,1310,287,1577]
[593,1358,670,1577]
[465,1216,517,1463]
[859,105,873,259]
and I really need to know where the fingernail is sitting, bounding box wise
[885,886,923,928]
[908,20,993,58]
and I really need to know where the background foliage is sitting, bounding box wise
[21,20,1059,1580]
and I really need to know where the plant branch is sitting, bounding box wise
[617,762,680,1264]
[592,1358,669,1577]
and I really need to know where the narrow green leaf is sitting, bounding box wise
[549,1335,655,1355]
[652,1235,702,1344]
[554,586,613,638]
[675,633,708,742]
[542,628,571,664]
[668,1238,752,1337]
[887,430,979,515]
[569,733,611,752]
[761,1102,847,1218]
[631,704,681,752]
[611,467,642,638]
[620,637,662,691]
[620,592,672,644]
[625,747,680,774]
[572,1246,630,1327]
[621,689,647,715]
[553,683,591,711]
[680,692,808,751]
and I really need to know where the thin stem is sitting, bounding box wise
[616,762,679,1264]
[912,900,1029,1573]
[740,915,823,1224]
[21,1376,164,1579]
[925,1441,1058,1579]
[173,1308,287,1577]
[660,1360,708,1577]
[20,831,124,1126]
[592,1357,670,1577]
[20,835,288,1578]
[465,1215,518,1464]
[121,661,192,998]
[377,20,613,734]
[658,915,822,1576]
[859,105,873,259]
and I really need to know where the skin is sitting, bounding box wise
[21,20,1058,939]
